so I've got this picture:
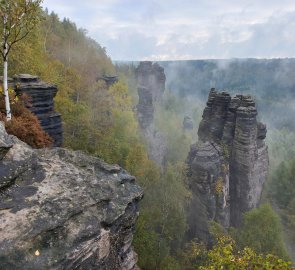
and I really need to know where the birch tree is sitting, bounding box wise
[0,0,43,120]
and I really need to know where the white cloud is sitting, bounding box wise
[42,0,295,60]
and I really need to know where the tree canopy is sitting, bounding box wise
[0,0,43,120]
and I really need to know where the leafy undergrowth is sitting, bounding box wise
[181,235,294,270]
[0,89,53,148]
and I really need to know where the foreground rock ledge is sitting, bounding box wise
[0,122,143,270]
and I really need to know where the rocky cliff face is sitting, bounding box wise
[136,62,167,165]
[0,122,143,269]
[186,89,268,243]
[12,74,63,147]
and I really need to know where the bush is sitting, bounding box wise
[0,90,53,148]
[199,235,293,270]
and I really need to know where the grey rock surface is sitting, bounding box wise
[187,89,269,242]
[0,122,143,270]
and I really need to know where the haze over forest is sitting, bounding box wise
[0,1,295,269]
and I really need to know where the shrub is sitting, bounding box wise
[199,235,293,270]
[220,142,230,159]
[0,89,53,148]
[215,177,223,195]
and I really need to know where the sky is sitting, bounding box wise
[43,0,295,61]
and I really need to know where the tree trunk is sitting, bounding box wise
[3,49,12,121]
[3,13,12,121]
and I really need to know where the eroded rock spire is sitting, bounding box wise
[186,89,269,243]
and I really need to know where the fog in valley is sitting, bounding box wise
[0,1,295,269]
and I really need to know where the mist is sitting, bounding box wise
[159,58,295,131]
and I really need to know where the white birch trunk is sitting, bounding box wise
[3,14,12,121]
[3,53,11,121]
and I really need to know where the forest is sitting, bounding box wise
[0,3,294,270]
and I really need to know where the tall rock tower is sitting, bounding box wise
[136,61,166,128]
[136,62,166,165]
[186,89,268,243]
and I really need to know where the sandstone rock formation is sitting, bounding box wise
[136,62,167,165]
[13,74,63,147]
[186,89,268,243]
[99,75,118,88]
[136,61,165,129]
[0,122,143,269]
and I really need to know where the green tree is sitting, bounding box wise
[272,157,295,208]
[0,0,43,120]
[134,163,190,269]
[270,155,295,260]
[199,235,292,270]
[232,204,289,259]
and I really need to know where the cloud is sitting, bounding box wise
[42,0,295,60]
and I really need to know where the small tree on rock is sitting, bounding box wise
[0,0,43,120]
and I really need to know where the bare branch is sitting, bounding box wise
[10,31,30,47]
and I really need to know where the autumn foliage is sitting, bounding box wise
[0,89,53,148]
